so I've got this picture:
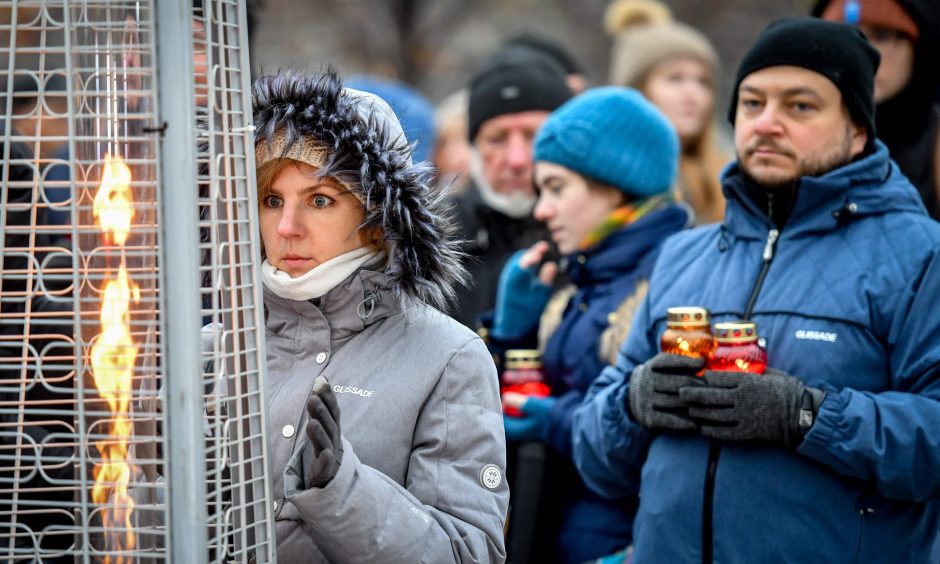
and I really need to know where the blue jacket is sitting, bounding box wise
[543,204,689,457]
[547,203,689,562]
[572,142,940,563]
[491,204,688,562]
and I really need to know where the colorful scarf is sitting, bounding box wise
[579,194,670,251]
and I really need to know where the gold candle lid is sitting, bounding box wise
[505,349,541,369]
[714,321,759,343]
[666,307,711,327]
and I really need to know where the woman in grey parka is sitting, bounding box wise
[252,69,508,562]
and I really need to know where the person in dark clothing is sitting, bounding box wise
[449,48,573,328]
[815,0,940,219]
[0,132,75,557]
[572,18,940,562]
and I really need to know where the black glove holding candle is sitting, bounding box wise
[679,369,826,448]
[627,353,704,432]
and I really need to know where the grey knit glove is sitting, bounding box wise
[627,353,705,432]
[679,369,826,449]
[302,376,344,488]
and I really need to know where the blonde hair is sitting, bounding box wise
[605,0,727,223]
[255,157,294,201]
[677,123,728,224]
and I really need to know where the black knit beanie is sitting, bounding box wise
[504,33,584,76]
[728,17,881,150]
[468,48,573,141]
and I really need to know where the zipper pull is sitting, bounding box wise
[762,228,779,261]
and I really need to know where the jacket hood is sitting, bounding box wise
[252,69,467,311]
[720,140,927,240]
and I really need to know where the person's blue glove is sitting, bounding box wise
[492,249,554,340]
[503,396,557,442]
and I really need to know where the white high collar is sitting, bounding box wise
[261,247,386,301]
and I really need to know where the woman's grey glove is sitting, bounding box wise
[303,375,344,488]
[627,353,704,432]
[679,369,826,449]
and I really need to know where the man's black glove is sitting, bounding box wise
[678,369,826,449]
[303,375,344,488]
[627,353,705,432]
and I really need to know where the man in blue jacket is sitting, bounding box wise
[571,17,940,563]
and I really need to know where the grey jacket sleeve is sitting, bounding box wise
[284,337,509,563]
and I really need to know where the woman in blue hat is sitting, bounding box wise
[489,86,690,563]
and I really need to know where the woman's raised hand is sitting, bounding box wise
[518,241,558,287]
[492,242,557,340]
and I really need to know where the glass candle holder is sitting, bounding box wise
[661,307,716,360]
[707,321,767,374]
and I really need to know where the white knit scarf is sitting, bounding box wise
[261,247,386,301]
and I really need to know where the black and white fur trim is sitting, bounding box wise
[252,69,467,311]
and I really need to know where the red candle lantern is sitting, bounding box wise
[707,321,767,374]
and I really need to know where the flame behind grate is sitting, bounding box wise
[90,153,139,562]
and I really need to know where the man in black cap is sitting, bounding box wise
[572,17,940,562]
[449,48,572,328]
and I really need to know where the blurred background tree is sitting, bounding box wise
[252,0,814,104]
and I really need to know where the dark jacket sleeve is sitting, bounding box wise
[571,294,658,499]
[545,388,583,456]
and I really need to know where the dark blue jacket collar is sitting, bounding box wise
[721,141,926,240]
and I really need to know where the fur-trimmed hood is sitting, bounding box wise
[252,69,467,311]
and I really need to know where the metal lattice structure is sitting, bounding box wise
[0,1,275,561]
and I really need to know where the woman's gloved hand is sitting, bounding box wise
[302,376,344,488]
[492,241,558,340]
[502,394,557,442]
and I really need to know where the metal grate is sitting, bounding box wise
[0,1,274,562]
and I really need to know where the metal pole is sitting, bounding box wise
[231,1,277,560]
[154,2,208,561]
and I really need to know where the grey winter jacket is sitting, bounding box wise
[265,268,509,563]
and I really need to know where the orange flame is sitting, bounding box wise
[91,153,139,562]
[93,154,134,247]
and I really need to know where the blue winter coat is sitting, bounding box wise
[492,204,688,562]
[542,204,689,457]
[571,142,940,563]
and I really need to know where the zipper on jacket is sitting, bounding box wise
[743,228,780,319]
[701,441,721,564]
[701,225,780,564]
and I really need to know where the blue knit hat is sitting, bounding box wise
[533,86,678,198]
